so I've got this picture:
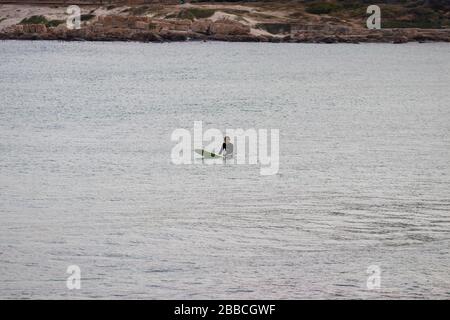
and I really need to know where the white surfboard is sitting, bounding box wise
[194,149,223,159]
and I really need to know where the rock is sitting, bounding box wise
[393,36,409,44]
[12,25,24,33]
[104,28,133,40]
[126,16,149,28]
[90,24,105,33]
[191,19,213,35]
[65,28,86,40]
[210,19,250,36]
[366,33,384,41]
[170,19,192,32]
[1,13,450,44]
[311,35,338,43]
[22,24,47,34]
[97,15,129,29]
[335,26,351,35]
[209,34,259,42]
[130,31,162,42]
[150,19,172,32]
[292,31,310,42]
[111,16,127,28]
[100,16,113,27]
[160,30,189,41]
[135,21,149,30]
[47,24,68,39]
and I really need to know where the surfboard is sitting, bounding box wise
[194,149,223,159]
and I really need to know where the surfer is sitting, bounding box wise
[219,136,234,158]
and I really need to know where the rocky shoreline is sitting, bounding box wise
[1,15,450,43]
[1,1,450,45]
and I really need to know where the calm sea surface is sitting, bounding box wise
[0,41,449,299]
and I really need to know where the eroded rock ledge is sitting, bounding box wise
[1,15,450,43]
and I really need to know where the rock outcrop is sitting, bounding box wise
[209,19,251,36]
[1,15,449,43]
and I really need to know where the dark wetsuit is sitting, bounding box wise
[219,142,234,158]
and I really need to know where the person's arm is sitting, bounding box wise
[218,142,225,154]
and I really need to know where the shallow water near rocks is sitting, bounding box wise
[0,41,449,299]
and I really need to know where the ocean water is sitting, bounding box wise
[0,41,449,299]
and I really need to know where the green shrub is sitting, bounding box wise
[20,15,67,28]
[20,15,49,25]
[341,2,363,10]
[382,3,443,29]
[20,14,94,27]
[306,2,341,15]
[383,20,442,29]
[186,8,215,19]
[80,14,95,21]
[46,19,64,27]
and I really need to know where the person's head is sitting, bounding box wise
[224,136,231,143]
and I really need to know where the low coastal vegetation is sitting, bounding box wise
[303,0,449,28]
[190,0,449,29]
[20,15,63,28]
[20,15,48,25]
[306,2,342,15]
[19,14,93,28]
[166,8,216,20]
[11,1,449,30]
[80,14,95,22]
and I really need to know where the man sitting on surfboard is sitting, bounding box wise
[219,136,234,158]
